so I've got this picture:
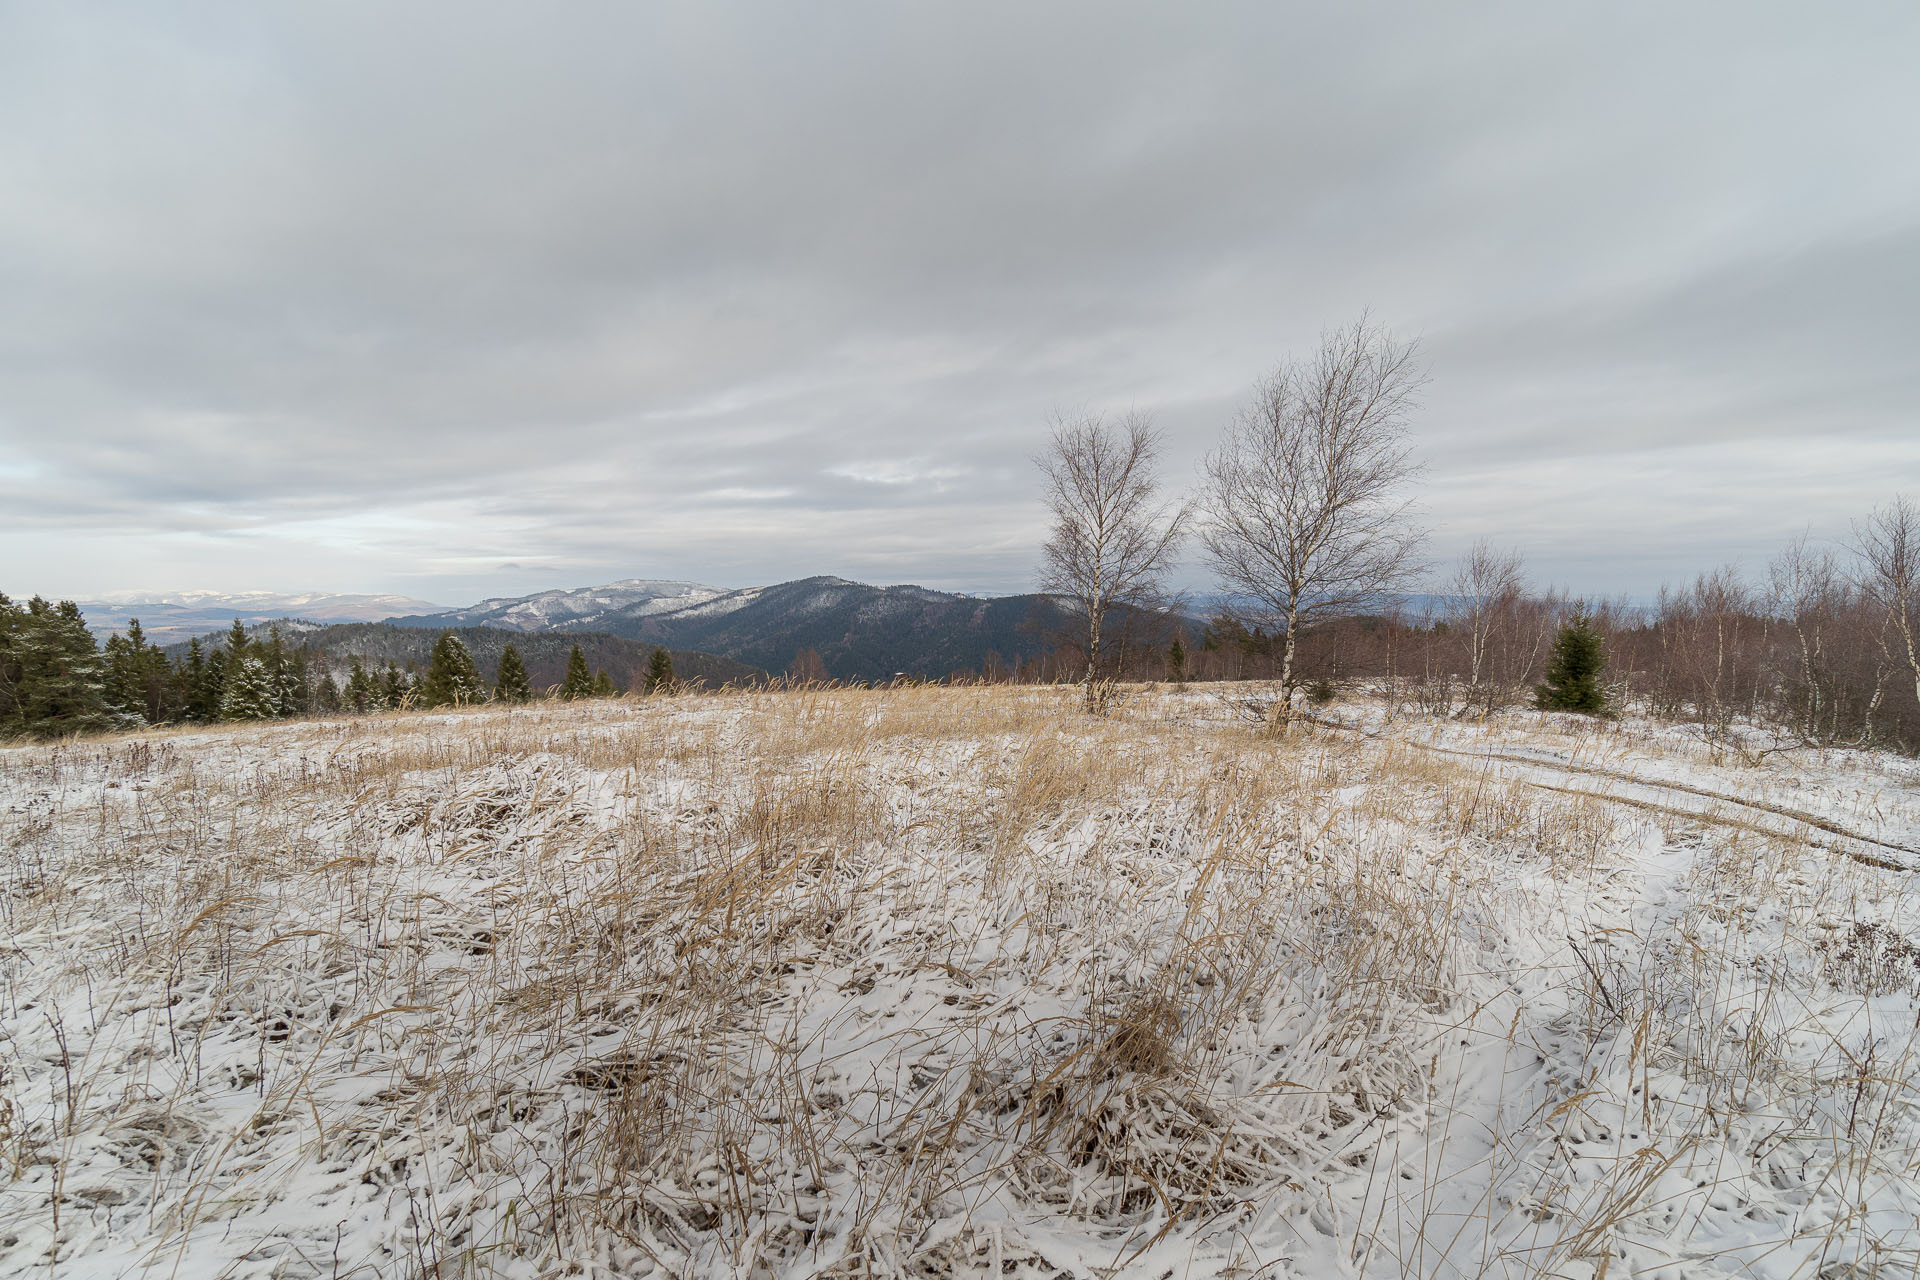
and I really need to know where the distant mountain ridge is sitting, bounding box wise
[421,579,728,631]
[119,573,1190,684]
[78,591,448,643]
[70,573,1494,688]
[392,575,1178,681]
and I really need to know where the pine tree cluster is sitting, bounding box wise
[0,595,117,736]
[1,599,647,741]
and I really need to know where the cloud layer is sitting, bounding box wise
[4,2,1917,602]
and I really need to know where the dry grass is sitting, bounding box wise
[2,684,1917,1278]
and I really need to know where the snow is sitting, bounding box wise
[658,585,768,619]
[436,581,728,630]
[2,686,1917,1278]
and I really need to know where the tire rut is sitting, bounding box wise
[1300,712,1920,871]
[1420,742,1918,856]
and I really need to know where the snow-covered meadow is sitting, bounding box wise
[3,684,1918,1279]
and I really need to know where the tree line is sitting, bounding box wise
[1034,315,1920,752]
[0,600,679,739]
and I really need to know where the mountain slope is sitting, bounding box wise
[392,580,726,632]
[385,575,1195,682]
[573,576,1157,681]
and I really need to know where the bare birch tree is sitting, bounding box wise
[1200,317,1427,724]
[1447,538,1527,715]
[1659,566,1760,752]
[1766,531,1869,745]
[1036,411,1189,712]
[1855,494,1920,711]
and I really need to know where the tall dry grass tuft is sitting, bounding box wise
[2,682,1917,1277]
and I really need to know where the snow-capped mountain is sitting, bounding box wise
[396,575,1110,681]
[115,573,1187,682]
[78,592,449,643]
[414,579,730,631]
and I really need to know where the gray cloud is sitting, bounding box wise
[3,1,1917,602]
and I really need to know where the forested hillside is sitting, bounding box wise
[392,575,1189,681]
[591,578,1075,679]
[217,622,768,692]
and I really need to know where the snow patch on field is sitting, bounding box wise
[2,688,1917,1278]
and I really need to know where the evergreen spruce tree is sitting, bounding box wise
[204,646,229,720]
[1167,635,1188,684]
[264,627,304,717]
[103,630,145,722]
[382,663,407,709]
[0,598,20,736]
[0,593,24,733]
[198,641,227,721]
[494,644,533,703]
[286,648,313,716]
[345,659,376,713]
[125,619,178,723]
[208,619,252,722]
[181,639,220,722]
[262,627,286,714]
[560,645,594,700]
[592,669,616,698]
[169,646,193,722]
[220,654,278,721]
[644,647,675,694]
[1535,614,1611,714]
[310,666,341,714]
[103,618,173,723]
[424,632,487,706]
[13,599,115,737]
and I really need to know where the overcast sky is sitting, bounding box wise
[4,2,1916,606]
